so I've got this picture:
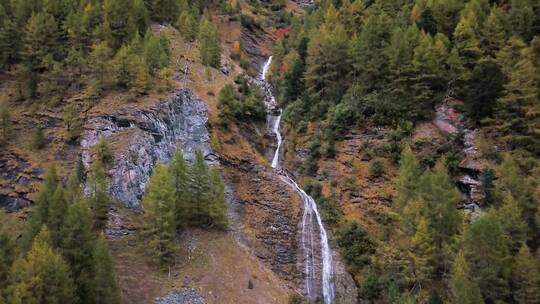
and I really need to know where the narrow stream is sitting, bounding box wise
[261,57,335,304]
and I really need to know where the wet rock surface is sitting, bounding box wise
[155,288,205,304]
[221,155,302,284]
[81,89,215,208]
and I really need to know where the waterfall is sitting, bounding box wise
[261,57,335,304]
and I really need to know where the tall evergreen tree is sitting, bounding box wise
[511,244,540,304]
[208,166,228,229]
[408,216,435,287]
[348,12,389,93]
[198,13,221,68]
[22,12,60,71]
[449,251,484,304]
[453,10,482,69]
[396,145,420,209]
[142,162,177,266]
[188,150,211,226]
[462,210,510,302]
[464,60,504,121]
[481,6,508,58]
[417,160,461,272]
[22,165,59,251]
[6,227,77,304]
[499,48,540,152]
[102,0,136,50]
[169,148,190,228]
[0,18,21,69]
[305,6,349,104]
[91,235,120,304]
[61,201,96,303]
[497,193,528,254]
[87,160,110,231]
[0,211,14,293]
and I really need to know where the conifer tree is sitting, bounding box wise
[0,211,14,291]
[496,154,534,212]
[88,41,114,95]
[22,165,59,250]
[408,216,435,287]
[417,160,460,264]
[208,166,228,229]
[462,210,510,302]
[188,150,211,226]
[453,10,482,69]
[0,99,10,144]
[198,14,221,68]
[131,57,150,95]
[508,0,534,41]
[169,148,190,228]
[7,227,77,304]
[133,0,150,35]
[449,251,484,304]
[306,6,349,104]
[0,18,21,70]
[142,162,177,266]
[481,6,508,58]
[113,45,135,87]
[91,235,120,304]
[102,0,136,50]
[511,243,540,304]
[497,193,528,254]
[88,161,110,231]
[61,201,96,303]
[22,12,60,71]
[47,185,68,247]
[499,48,540,151]
[62,103,83,141]
[396,145,420,209]
[177,9,198,41]
[464,60,504,121]
[144,32,169,75]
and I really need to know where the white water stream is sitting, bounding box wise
[261,57,335,303]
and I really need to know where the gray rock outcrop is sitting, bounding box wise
[81,89,216,208]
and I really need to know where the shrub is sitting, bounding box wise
[31,127,46,150]
[336,221,376,271]
[369,159,384,178]
[92,138,114,164]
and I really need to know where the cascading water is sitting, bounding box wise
[261,56,335,304]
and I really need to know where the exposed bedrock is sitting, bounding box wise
[80,89,216,208]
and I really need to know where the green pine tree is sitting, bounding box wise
[22,12,59,71]
[408,216,436,287]
[198,14,221,68]
[512,243,540,304]
[449,251,485,304]
[462,210,510,302]
[91,235,120,304]
[497,193,528,254]
[142,162,177,266]
[0,211,14,291]
[188,150,211,226]
[61,201,96,303]
[21,165,59,251]
[208,166,228,229]
[169,148,190,228]
[396,145,420,209]
[88,161,110,231]
[6,227,77,304]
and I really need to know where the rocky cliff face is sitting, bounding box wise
[81,89,216,208]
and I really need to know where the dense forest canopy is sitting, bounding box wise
[272,0,540,155]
